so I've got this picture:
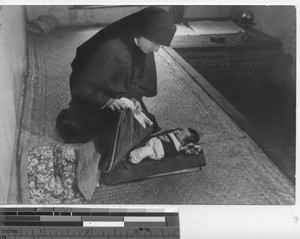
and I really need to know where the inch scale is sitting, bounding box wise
[0,207,180,239]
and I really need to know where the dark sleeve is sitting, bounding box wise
[71,43,119,108]
[130,52,157,101]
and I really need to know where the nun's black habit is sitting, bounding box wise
[56,7,176,144]
[55,7,178,198]
[54,8,208,200]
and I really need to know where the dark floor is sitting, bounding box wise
[220,83,296,176]
[174,39,295,182]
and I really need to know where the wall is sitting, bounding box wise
[26,5,232,25]
[184,5,231,19]
[0,6,27,202]
[26,5,169,25]
[231,6,296,105]
[177,44,280,107]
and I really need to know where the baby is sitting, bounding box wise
[129,128,200,164]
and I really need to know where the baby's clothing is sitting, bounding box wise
[129,131,182,164]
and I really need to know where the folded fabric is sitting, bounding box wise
[27,15,59,35]
[120,97,153,128]
[76,137,103,201]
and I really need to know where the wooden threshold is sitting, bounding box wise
[163,46,295,184]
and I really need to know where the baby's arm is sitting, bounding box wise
[129,144,155,164]
[129,137,164,164]
[147,137,165,160]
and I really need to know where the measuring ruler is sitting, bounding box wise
[0,207,179,238]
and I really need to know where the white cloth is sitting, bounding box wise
[168,132,182,151]
[129,132,182,164]
[129,137,165,164]
[188,20,242,35]
[120,97,153,128]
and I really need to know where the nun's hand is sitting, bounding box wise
[132,99,142,115]
[107,99,128,111]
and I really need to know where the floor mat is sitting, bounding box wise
[19,26,295,204]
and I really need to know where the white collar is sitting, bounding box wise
[169,132,183,152]
[134,38,139,47]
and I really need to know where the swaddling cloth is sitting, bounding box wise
[120,98,153,128]
[129,137,165,164]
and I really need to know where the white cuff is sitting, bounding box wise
[120,97,153,128]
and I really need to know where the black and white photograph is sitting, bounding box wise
[0,4,297,207]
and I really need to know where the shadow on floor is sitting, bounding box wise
[226,84,296,179]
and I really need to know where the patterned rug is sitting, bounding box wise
[27,145,86,204]
[19,26,295,205]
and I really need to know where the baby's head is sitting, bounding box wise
[174,128,200,146]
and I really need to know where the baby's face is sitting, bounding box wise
[175,129,191,145]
